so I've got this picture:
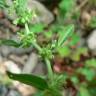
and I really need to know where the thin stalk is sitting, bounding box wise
[45,58,53,82]
[25,23,42,51]
[25,22,53,82]
[25,23,30,34]
[32,41,42,52]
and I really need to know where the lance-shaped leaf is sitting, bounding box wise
[58,24,74,47]
[7,71,48,90]
[0,39,21,47]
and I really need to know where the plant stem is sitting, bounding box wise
[25,23,30,34]
[25,23,42,51]
[32,41,42,52]
[25,22,53,82]
[45,58,53,82]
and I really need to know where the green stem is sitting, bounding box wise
[25,23,42,51]
[25,23,30,34]
[32,41,42,52]
[25,22,53,82]
[45,58,53,82]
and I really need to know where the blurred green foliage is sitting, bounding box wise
[89,16,96,29]
[0,0,96,96]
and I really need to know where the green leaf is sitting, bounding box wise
[77,68,95,81]
[14,0,27,16]
[44,31,53,39]
[85,58,96,68]
[7,71,48,90]
[57,46,71,57]
[71,47,88,61]
[34,92,43,96]
[29,23,45,33]
[78,87,91,96]
[0,0,5,8]
[71,76,79,84]
[0,39,21,47]
[69,34,80,46]
[59,0,73,11]
[59,0,76,17]
[58,24,74,47]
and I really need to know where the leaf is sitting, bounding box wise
[78,87,91,96]
[58,24,74,47]
[34,92,44,96]
[59,0,76,17]
[7,71,48,90]
[14,0,27,16]
[44,31,53,39]
[57,46,71,57]
[71,47,88,61]
[59,0,73,11]
[69,34,80,46]
[77,68,95,81]
[71,76,79,84]
[0,0,6,8]
[0,39,20,47]
[85,58,96,68]
[29,23,45,33]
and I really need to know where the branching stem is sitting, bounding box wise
[25,23,53,82]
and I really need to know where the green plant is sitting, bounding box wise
[57,0,77,24]
[59,0,76,17]
[0,0,6,8]
[0,0,75,96]
[1,0,96,96]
